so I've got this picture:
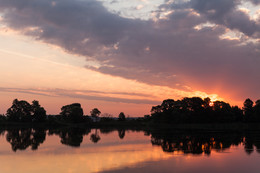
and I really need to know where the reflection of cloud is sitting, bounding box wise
[0,133,172,173]
[0,0,259,103]
[0,87,159,105]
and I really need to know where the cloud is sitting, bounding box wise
[0,87,160,105]
[249,0,260,4]
[0,0,260,103]
[190,0,259,36]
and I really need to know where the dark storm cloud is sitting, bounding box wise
[0,0,260,103]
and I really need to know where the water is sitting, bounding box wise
[0,128,260,173]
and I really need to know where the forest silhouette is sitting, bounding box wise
[1,97,260,124]
[1,97,260,155]
[149,97,260,123]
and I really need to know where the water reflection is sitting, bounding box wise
[2,127,260,155]
[90,129,101,143]
[6,128,46,151]
[118,129,125,139]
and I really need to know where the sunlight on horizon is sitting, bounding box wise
[0,0,257,116]
[0,30,226,116]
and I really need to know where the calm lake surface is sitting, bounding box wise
[0,128,260,173]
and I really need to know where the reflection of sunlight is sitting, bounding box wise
[1,130,260,173]
[0,143,172,173]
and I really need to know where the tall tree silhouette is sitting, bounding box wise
[90,108,101,122]
[6,99,46,122]
[60,103,84,123]
[254,100,260,121]
[118,112,126,121]
[6,99,32,122]
[31,100,46,122]
[244,98,254,122]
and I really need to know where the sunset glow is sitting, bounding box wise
[1,0,260,116]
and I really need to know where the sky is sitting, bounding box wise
[0,0,260,116]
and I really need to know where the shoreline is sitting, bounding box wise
[1,121,260,131]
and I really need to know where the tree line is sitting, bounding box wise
[0,99,126,123]
[1,97,260,124]
[149,97,260,123]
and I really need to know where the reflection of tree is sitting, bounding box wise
[31,128,46,150]
[4,128,260,156]
[100,128,114,134]
[6,129,32,152]
[243,132,260,155]
[150,131,243,155]
[6,128,46,152]
[90,129,100,143]
[58,128,91,147]
[118,129,125,139]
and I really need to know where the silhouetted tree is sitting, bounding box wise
[244,98,254,122]
[6,99,47,122]
[161,99,175,112]
[31,100,47,122]
[0,114,7,122]
[203,97,211,109]
[183,97,204,113]
[253,100,260,122]
[150,97,245,124]
[90,108,101,122]
[60,103,84,123]
[6,99,32,122]
[232,106,243,122]
[212,101,234,122]
[118,112,126,121]
[151,105,162,115]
